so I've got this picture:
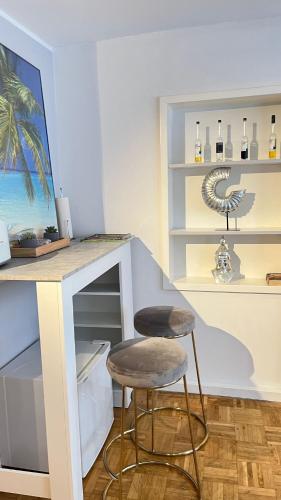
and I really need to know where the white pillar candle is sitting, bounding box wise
[55,197,73,239]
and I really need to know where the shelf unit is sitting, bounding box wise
[173,277,280,294]
[73,264,123,404]
[160,86,281,293]
[169,228,281,236]
[169,159,281,170]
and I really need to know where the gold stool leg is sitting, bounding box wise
[191,330,207,426]
[103,379,201,499]
[119,386,126,500]
[151,389,155,452]
[134,388,139,465]
[183,374,201,499]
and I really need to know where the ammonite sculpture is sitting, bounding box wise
[201,167,246,213]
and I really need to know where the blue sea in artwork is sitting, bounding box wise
[0,171,57,238]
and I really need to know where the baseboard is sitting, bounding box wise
[162,380,281,402]
[113,381,281,404]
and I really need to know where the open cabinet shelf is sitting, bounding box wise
[73,264,127,406]
[77,283,120,296]
[74,312,122,329]
[160,86,281,293]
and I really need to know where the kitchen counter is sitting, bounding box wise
[0,240,130,282]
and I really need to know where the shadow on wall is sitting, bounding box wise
[131,237,259,399]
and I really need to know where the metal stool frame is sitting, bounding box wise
[103,375,202,499]
[134,329,208,456]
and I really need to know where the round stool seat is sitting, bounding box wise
[107,337,187,389]
[134,306,195,338]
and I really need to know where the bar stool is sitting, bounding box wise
[103,337,201,499]
[133,305,208,457]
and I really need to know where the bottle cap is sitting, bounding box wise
[271,114,276,124]
[196,121,200,124]
[218,119,221,123]
[243,117,247,121]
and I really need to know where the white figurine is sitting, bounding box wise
[212,237,234,283]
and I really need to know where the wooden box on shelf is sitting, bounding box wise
[11,238,70,258]
[266,273,281,286]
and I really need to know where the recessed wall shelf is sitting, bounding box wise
[160,86,281,293]
[170,228,281,236]
[172,277,281,294]
[169,159,281,169]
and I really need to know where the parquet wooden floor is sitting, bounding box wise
[1,391,281,499]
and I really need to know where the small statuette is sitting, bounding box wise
[212,237,234,284]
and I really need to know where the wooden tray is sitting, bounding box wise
[11,238,70,258]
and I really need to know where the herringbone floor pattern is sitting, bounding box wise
[1,391,281,499]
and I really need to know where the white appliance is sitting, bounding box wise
[0,340,113,477]
[0,221,10,265]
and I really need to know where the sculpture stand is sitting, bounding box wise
[224,211,240,231]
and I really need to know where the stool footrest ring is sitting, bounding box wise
[103,407,208,480]
[102,460,201,499]
[131,406,209,457]
[103,426,135,480]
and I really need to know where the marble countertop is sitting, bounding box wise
[0,240,130,282]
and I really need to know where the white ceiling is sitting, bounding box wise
[0,0,281,48]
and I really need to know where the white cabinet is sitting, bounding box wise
[0,240,134,499]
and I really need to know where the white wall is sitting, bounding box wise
[0,15,57,366]
[53,43,105,237]
[97,17,281,400]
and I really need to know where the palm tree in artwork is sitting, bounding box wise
[0,44,51,202]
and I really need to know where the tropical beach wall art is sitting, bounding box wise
[0,42,57,240]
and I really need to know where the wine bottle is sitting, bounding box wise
[269,115,277,159]
[250,122,258,160]
[216,120,223,162]
[241,117,248,160]
[194,121,202,163]
[204,126,211,162]
[225,124,233,161]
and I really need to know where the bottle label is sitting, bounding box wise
[241,149,248,160]
[195,145,202,162]
[216,142,223,154]
[269,149,276,159]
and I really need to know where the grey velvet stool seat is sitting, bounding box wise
[103,337,201,499]
[133,306,208,457]
[134,306,195,338]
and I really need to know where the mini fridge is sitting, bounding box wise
[0,340,113,477]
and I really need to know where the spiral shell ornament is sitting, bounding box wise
[202,167,246,213]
